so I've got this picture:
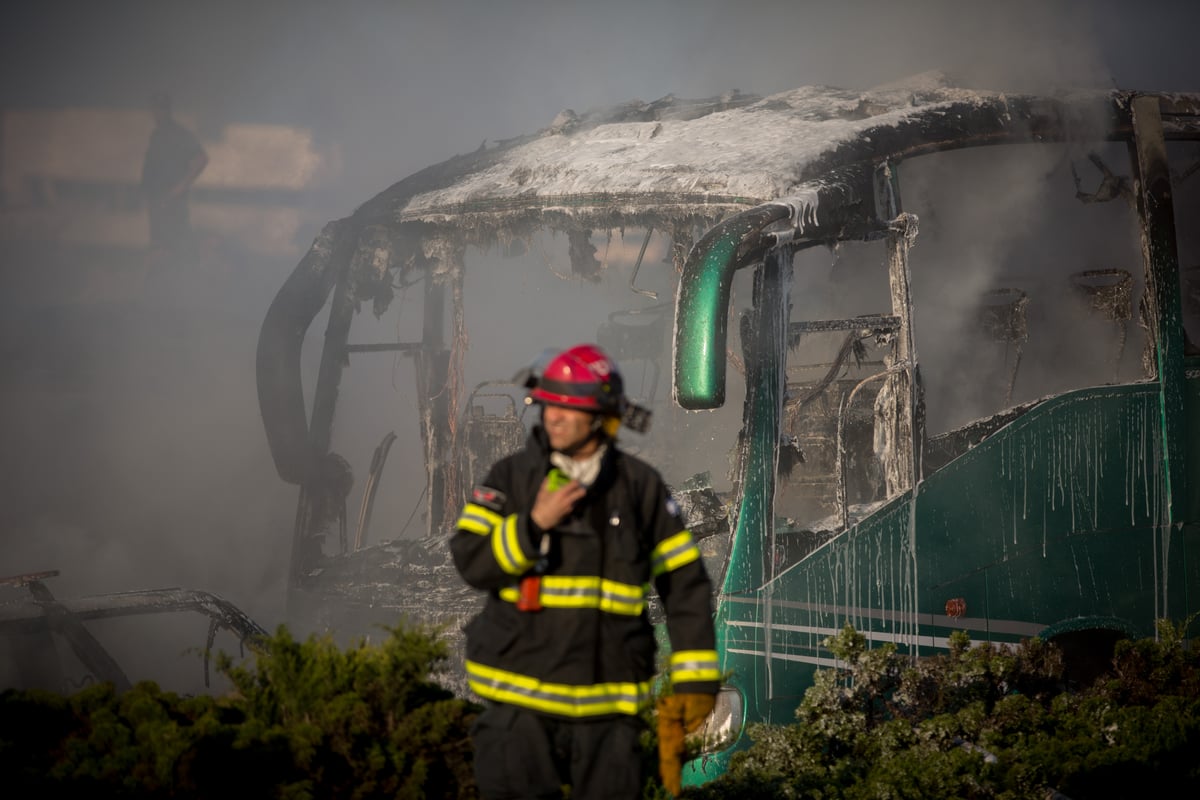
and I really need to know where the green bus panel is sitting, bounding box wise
[714,382,1192,733]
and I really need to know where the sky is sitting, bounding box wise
[0,0,1197,693]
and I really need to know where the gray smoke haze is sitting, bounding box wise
[5,1,1197,206]
[1,0,1197,693]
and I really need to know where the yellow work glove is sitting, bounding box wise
[656,692,716,796]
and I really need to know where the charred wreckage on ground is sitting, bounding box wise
[0,570,266,693]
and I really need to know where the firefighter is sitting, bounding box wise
[450,343,720,799]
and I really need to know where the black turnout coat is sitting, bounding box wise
[450,427,720,719]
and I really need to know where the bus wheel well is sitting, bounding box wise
[1041,621,1133,689]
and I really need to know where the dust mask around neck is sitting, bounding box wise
[550,444,607,487]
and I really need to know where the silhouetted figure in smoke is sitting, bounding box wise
[141,92,208,259]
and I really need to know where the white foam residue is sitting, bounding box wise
[399,83,994,220]
[778,188,822,233]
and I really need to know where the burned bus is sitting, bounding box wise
[256,75,1200,776]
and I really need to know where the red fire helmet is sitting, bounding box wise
[527,344,625,414]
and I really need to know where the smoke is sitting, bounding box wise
[898,141,1146,434]
[1,1,1196,693]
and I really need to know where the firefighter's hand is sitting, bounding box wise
[530,475,585,530]
[656,693,716,796]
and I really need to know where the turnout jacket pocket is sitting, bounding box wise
[464,608,520,662]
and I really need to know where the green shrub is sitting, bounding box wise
[0,622,479,798]
[690,620,1200,799]
[7,619,1197,798]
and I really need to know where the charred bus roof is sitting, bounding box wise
[351,73,1197,240]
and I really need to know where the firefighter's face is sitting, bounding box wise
[542,404,599,456]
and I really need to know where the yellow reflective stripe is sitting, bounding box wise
[651,530,700,577]
[540,576,644,614]
[669,649,721,683]
[458,517,491,535]
[596,579,646,615]
[457,502,501,536]
[496,576,646,615]
[492,514,534,575]
[460,504,533,576]
[466,660,650,717]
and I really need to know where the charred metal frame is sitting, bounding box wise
[257,86,1200,624]
[258,116,743,596]
[1130,95,1188,530]
[1,570,266,691]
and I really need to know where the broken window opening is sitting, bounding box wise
[900,141,1147,435]
[769,141,1152,576]
[296,223,748,578]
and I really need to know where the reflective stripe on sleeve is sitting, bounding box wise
[466,660,650,717]
[492,513,534,575]
[650,530,700,577]
[457,503,503,536]
[669,649,721,684]
[497,576,647,615]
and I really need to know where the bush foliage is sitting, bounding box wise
[690,619,1200,799]
[4,620,1198,798]
[0,623,479,798]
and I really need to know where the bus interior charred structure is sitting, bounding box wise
[255,72,1200,733]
